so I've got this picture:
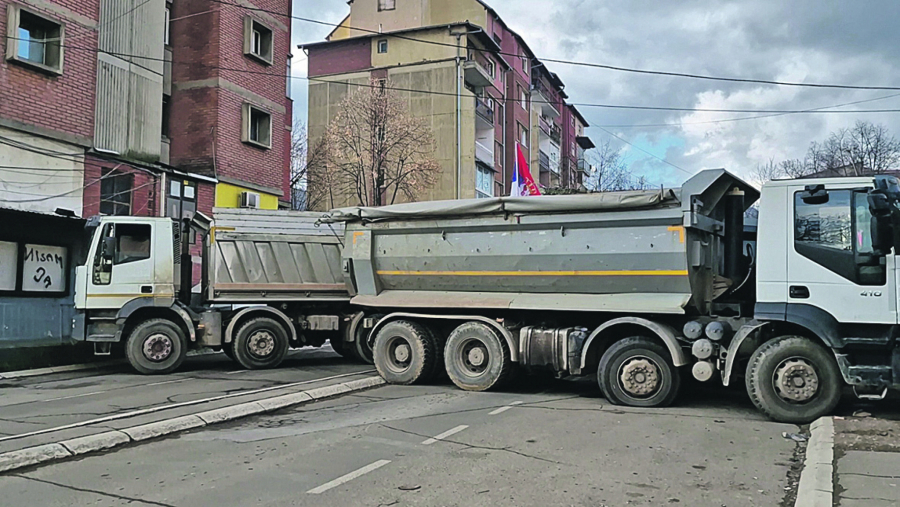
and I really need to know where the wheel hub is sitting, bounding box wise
[619,357,660,397]
[774,358,819,403]
[248,330,276,357]
[468,347,487,367]
[393,343,411,363]
[143,334,173,362]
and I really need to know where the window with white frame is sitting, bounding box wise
[521,55,528,74]
[243,17,273,65]
[6,6,64,73]
[378,0,396,11]
[519,85,526,109]
[377,39,388,53]
[242,103,272,149]
[476,165,493,198]
[487,59,495,78]
[518,123,528,147]
[286,57,292,98]
[164,5,170,45]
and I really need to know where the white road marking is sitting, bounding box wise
[422,425,468,445]
[39,379,189,402]
[145,378,191,387]
[307,460,391,494]
[489,401,523,415]
[224,369,250,375]
[0,370,375,443]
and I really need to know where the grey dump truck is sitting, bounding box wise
[74,169,900,423]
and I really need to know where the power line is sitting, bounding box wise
[595,92,900,128]
[7,34,900,116]
[206,0,900,92]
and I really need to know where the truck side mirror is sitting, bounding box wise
[801,184,829,205]
[101,236,116,260]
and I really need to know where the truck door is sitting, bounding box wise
[788,186,896,324]
[85,221,156,309]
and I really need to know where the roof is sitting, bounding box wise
[0,206,85,222]
[301,22,503,57]
[576,135,595,150]
[321,188,679,223]
[569,104,589,127]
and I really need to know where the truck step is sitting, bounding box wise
[852,386,889,400]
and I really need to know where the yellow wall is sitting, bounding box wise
[371,29,458,68]
[215,182,279,210]
[344,0,487,37]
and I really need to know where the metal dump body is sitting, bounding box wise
[326,169,759,315]
[205,208,349,303]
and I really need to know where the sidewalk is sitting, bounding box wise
[834,414,900,506]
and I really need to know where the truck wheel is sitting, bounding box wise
[231,318,289,370]
[745,336,842,424]
[597,337,681,408]
[125,319,188,375]
[444,322,511,391]
[373,320,438,385]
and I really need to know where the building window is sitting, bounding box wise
[493,33,502,46]
[243,17,273,65]
[92,224,151,285]
[286,58,292,98]
[518,123,529,148]
[164,6,170,45]
[161,96,171,138]
[6,6,64,74]
[242,103,272,149]
[522,56,528,74]
[377,39,388,54]
[378,0,396,11]
[100,170,133,216]
[487,59,495,78]
[519,86,526,109]
[476,165,493,198]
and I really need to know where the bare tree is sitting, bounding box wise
[289,121,309,210]
[318,80,441,207]
[584,140,650,191]
[756,121,900,182]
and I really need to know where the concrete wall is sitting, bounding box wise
[0,126,85,215]
[341,0,487,38]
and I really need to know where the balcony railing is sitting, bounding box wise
[550,124,561,144]
[475,140,494,165]
[539,115,551,135]
[539,151,550,173]
[475,98,494,124]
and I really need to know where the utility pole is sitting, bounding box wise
[454,31,463,200]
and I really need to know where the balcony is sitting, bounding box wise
[531,78,561,118]
[464,59,493,88]
[539,115,551,136]
[475,97,494,127]
[539,151,550,173]
[577,158,589,173]
[550,123,561,145]
[476,140,494,166]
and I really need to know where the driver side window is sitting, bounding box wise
[92,223,152,286]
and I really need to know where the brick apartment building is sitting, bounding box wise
[302,0,594,209]
[0,0,292,348]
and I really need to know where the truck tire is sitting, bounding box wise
[125,318,188,375]
[373,320,438,385]
[597,337,681,408]
[745,336,842,424]
[444,322,511,391]
[231,317,289,370]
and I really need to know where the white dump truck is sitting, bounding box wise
[73,169,900,423]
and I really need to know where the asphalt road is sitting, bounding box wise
[0,374,807,507]
[0,346,374,455]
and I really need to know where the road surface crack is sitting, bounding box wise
[379,423,570,466]
[840,472,900,479]
[11,474,179,507]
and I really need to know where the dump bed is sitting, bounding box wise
[324,169,759,315]
[204,208,349,303]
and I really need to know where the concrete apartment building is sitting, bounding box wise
[303,0,594,209]
[0,0,292,350]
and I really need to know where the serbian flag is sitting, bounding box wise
[511,143,541,197]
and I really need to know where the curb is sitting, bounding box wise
[0,375,385,474]
[794,416,834,507]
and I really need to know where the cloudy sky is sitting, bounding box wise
[290,0,900,187]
